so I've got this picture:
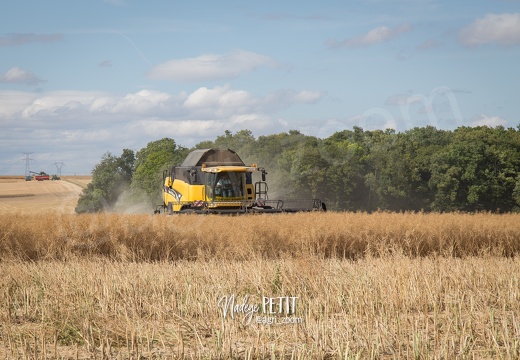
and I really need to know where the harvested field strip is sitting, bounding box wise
[0,176,24,180]
[0,257,519,358]
[62,178,88,189]
[0,193,34,198]
[0,212,519,261]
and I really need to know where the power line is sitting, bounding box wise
[54,161,65,177]
[21,152,33,178]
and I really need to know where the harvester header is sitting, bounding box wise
[156,148,325,214]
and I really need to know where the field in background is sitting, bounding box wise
[0,176,91,214]
[61,176,92,189]
[0,212,519,358]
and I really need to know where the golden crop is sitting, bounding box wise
[1,212,519,359]
[0,212,519,261]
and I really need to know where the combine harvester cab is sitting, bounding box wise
[156,148,325,214]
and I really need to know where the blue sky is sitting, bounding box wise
[1,0,519,175]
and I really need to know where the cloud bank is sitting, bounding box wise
[459,13,520,46]
[0,86,323,173]
[471,115,508,127]
[147,50,280,82]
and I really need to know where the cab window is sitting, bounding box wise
[214,172,244,199]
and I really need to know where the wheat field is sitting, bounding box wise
[0,177,89,214]
[0,212,518,261]
[0,212,519,359]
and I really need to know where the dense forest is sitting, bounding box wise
[76,125,520,213]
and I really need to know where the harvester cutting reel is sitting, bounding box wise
[154,198,326,215]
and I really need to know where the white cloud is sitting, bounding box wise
[0,91,38,118]
[182,85,323,118]
[20,91,106,119]
[184,86,252,110]
[262,89,323,111]
[5,86,323,123]
[0,67,44,85]
[327,24,412,48]
[0,86,323,174]
[290,90,323,103]
[471,115,508,127]
[147,50,280,82]
[130,119,222,137]
[459,13,520,46]
[128,115,273,141]
[109,89,180,115]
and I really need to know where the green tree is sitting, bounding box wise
[248,131,305,199]
[404,126,452,211]
[284,136,328,200]
[429,126,520,212]
[77,125,519,213]
[318,136,364,210]
[213,129,255,149]
[75,149,135,213]
[131,138,189,203]
[513,175,520,211]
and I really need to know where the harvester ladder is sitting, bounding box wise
[255,181,269,200]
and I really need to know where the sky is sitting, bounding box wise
[1,0,519,175]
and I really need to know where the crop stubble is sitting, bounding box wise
[0,212,519,358]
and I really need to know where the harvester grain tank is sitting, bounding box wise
[156,148,326,214]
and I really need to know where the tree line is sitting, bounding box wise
[76,125,520,213]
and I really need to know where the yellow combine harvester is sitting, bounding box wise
[156,148,326,214]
